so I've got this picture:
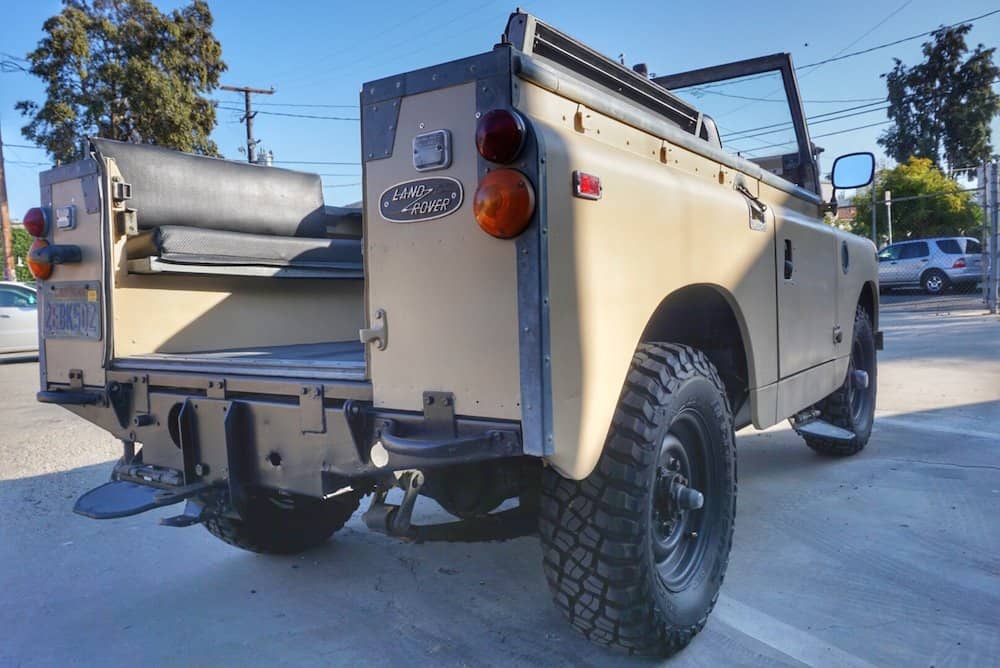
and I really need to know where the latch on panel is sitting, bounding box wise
[111,179,132,203]
[300,385,326,434]
[117,208,139,236]
[68,369,84,390]
[574,104,590,132]
[360,308,388,351]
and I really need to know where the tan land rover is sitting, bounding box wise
[25,12,880,657]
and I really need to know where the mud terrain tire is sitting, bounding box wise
[539,343,737,656]
[803,306,877,457]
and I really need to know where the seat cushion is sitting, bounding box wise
[126,225,362,271]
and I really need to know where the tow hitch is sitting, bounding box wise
[362,470,537,543]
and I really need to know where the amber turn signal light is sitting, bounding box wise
[27,239,53,280]
[473,169,536,239]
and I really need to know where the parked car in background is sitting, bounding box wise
[0,281,39,356]
[878,237,982,294]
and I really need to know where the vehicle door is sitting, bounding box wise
[895,241,930,284]
[963,238,984,275]
[657,53,836,380]
[0,285,39,353]
[877,243,903,284]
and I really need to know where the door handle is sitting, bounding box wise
[0,314,10,319]
[783,239,793,279]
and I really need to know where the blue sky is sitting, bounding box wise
[2,0,998,216]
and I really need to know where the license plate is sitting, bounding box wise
[43,283,102,340]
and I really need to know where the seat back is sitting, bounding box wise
[92,138,332,238]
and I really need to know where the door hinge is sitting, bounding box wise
[833,325,844,344]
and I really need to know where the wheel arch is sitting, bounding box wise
[638,284,753,427]
[858,280,878,332]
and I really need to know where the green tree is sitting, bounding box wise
[16,0,226,164]
[878,24,999,172]
[848,157,982,244]
[7,227,34,282]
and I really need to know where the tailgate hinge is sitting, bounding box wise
[360,308,388,351]
[300,384,326,434]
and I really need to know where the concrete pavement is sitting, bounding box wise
[1,294,998,666]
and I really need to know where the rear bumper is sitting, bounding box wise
[42,375,524,501]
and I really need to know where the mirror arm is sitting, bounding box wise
[822,189,839,216]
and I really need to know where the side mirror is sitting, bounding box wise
[831,152,875,189]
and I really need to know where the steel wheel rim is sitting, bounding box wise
[651,411,711,591]
[848,332,873,424]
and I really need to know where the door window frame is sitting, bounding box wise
[653,53,819,194]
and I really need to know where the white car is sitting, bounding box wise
[0,281,39,355]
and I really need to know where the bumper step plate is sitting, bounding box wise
[73,480,205,519]
[793,419,856,443]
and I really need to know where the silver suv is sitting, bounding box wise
[878,237,983,294]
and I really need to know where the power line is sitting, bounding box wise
[323,182,361,188]
[725,78,1000,142]
[217,105,358,121]
[272,159,361,166]
[255,102,356,109]
[281,0,502,90]
[740,120,893,155]
[798,8,1000,70]
[800,0,913,78]
[3,143,44,150]
[268,0,460,86]
[691,8,1000,93]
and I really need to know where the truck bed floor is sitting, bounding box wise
[114,341,366,381]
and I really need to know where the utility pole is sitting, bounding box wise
[986,161,999,315]
[884,189,893,245]
[870,183,878,246]
[220,84,274,164]
[0,125,14,281]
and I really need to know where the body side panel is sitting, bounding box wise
[517,81,778,480]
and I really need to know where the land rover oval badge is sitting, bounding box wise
[379,177,463,223]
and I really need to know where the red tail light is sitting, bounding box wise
[952,258,966,269]
[475,109,526,164]
[23,207,48,238]
[27,239,53,280]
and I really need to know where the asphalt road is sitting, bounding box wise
[2,294,998,667]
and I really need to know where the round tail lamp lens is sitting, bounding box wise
[23,207,48,238]
[473,169,536,239]
[475,109,526,163]
[27,239,53,280]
